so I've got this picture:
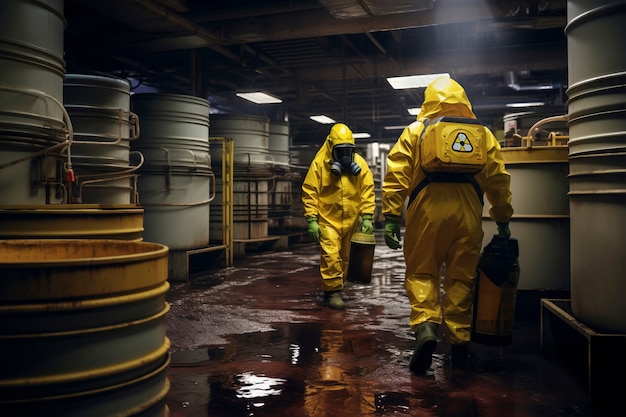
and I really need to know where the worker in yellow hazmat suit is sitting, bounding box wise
[302,123,376,309]
[382,76,513,372]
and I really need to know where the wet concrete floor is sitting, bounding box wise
[164,232,601,417]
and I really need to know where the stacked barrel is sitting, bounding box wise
[209,114,273,241]
[63,73,141,204]
[0,0,67,205]
[566,1,626,333]
[131,93,214,251]
[0,2,171,415]
[0,240,170,416]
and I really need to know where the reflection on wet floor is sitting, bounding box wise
[164,233,603,417]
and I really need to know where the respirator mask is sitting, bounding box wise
[330,143,361,176]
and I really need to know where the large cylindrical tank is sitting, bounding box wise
[482,146,570,291]
[503,112,569,147]
[268,121,291,168]
[0,0,67,205]
[286,145,320,233]
[63,73,140,204]
[0,239,170,416]
[209,114,272,240]
[210,114,272,167]
[565,1,626,333]
[132,93,213,251]
[268,121,293,234]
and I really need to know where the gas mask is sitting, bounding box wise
[330,143,361,176]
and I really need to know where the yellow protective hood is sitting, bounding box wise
[418,76,477,120]
[323,123,354,155]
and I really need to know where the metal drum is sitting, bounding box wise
[0,0,67,204]
[63,73,140,204]
[482,146,570,291]
[0,239,170,416]
[0,204,144,241]
[566,1,626,333]
[132,93,213,250]
[210,114,272,240]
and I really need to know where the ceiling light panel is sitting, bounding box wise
[236,92,282,104]
[387,73,450,89]
[310,115,336,124]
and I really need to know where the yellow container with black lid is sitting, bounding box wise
[419,116,488,174]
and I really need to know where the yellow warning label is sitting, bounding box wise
[452,132,474,152]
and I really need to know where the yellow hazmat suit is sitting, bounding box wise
[382,77,513,344]
[302,123,376,294]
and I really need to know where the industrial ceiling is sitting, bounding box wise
[63,0,569,145]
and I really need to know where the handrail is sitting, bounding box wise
[209,136,234,266]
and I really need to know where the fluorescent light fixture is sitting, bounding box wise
[353,132,371,139]
[506,102,545,108]
[387,73,450,89]
[236,92,282,104]
[310,115,336,124]
[407,107,421,115]
[383,125,407,130]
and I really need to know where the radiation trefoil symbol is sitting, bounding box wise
[452,132,474,152]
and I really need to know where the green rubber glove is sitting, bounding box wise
[384,215,402,249]
[497,222,511,238]
[361,214,374,234]
[307,217,321,243]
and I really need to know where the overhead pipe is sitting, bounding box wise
[523,114,568,147]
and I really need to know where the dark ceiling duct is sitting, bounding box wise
[505,70,563,91]
[318,0,435,19]
[63,0,569,143]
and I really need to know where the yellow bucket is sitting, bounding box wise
[346,232,376,284]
